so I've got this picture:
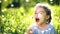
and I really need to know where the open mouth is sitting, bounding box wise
[35,18,40,22]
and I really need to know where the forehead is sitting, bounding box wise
[35,7,45,13]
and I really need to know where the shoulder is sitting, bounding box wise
[48,24,55,29]
[48,24,56,32]
[48,24,57,34]
[46,24,56,32]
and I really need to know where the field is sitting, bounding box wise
[0,0,60,34]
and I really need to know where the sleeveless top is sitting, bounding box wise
[31,24,57,34]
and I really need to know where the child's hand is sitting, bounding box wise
[28,28,33,34]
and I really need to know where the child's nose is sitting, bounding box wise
[37,13,42,18]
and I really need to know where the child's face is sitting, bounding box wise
[34,7,49,25]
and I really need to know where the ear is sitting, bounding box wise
[46,15,50,20]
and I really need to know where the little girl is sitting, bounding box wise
[28,3,57,34]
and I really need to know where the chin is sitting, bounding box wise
[36,22,41,25]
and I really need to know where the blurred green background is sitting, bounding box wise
[0,0,60,34]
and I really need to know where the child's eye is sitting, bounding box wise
[35,13,37,14]
[35,13,36,14]
[40,13,43,14]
